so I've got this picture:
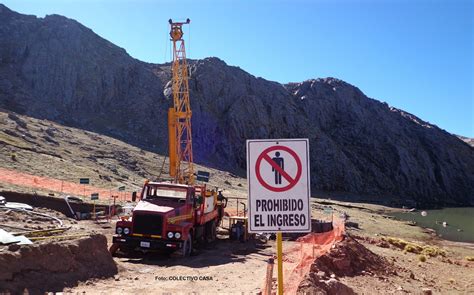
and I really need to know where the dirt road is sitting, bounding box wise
[67,238,275,294]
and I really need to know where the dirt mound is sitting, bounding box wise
[312,235,389,277]
[298,236,391,294]
[0,234,117,294]
[298,277,356,295]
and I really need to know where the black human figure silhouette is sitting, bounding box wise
[272,152,284,185]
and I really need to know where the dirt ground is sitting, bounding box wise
[68,237,274,294]
[69,225,473,294]
[349,240,474,294]
[0,197,277,294]
[0,196,473,294]
[298,234,474,294]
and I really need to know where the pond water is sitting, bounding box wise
[390,207,474,243]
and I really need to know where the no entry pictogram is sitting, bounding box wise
[255,145,302,192]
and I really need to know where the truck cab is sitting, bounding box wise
[111,181,225,257]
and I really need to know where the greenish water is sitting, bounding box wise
[391,207,474,243]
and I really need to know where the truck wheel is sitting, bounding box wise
[109,243,119,256]
[179,233,192,257]
[206,220,217,243]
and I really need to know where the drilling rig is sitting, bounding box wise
[111,19,227,257]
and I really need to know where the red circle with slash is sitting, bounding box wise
[255,145,302,192]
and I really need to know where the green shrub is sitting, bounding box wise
[404,243,423,254]
[386,237,408,249]
[418,255,427,262]
[422,246,446,257]
[386,236,446,257]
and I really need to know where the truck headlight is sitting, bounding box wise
[174,232,181,239]
[116,227,123,234]
[167,232,174,239]
[123,227,130,235]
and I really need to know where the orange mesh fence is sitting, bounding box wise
[0,167,133,201]
[262,218,345,294]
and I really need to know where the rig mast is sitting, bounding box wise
[168,18,194,185]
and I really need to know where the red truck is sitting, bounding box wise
[110,181,227,257]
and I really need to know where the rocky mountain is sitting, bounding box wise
[1,4,473,207]
[457,135,474,148]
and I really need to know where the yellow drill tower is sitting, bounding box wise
[168,18,194,185]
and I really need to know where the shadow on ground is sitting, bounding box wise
[117,238,273,268]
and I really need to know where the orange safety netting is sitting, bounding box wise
[262,218,345,294]
[0,167,132,201]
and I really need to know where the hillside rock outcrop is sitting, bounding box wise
[1,4,473,206]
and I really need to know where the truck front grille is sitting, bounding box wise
[133,214,163,236]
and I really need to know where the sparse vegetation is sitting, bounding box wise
[404,243,423,254]
[382,237,446,257]
[0,131,29,148]
[45,128,56,137]
[418,255,427,262]
[385,237,408,249]
[8,112,28,129]
[0,111,248,199]
[422,246,446,257]
[466,256,474,262]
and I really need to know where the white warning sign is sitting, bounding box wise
[247,139,311,233]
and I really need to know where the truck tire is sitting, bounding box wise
[109,243,119,256]
[195,225,205,245]
[179,233,192,257]
[206,220,217,243]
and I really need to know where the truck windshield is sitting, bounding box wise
[144,186,187,200]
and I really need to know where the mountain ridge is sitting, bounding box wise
[1,4,473,207]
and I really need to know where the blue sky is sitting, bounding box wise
[3,0,473,137]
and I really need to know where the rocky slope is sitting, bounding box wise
[0,109,246,197]
[457,135,474,147]
[0,4,473,207]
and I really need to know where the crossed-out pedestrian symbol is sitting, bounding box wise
[255,145,302,192]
